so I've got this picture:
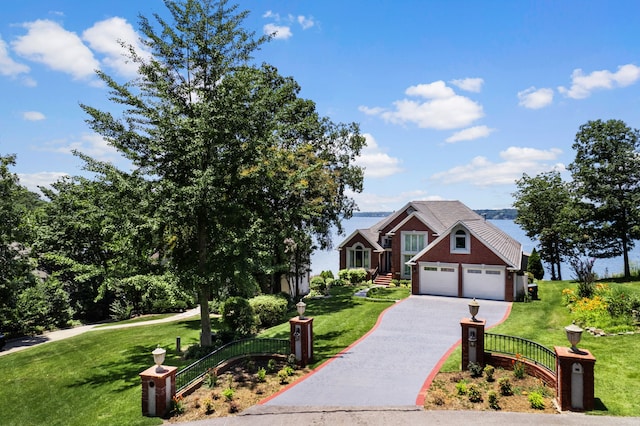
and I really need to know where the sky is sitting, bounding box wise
[1,0,640,212]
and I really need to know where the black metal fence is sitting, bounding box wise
[175,338,290,392]
[484,332,556,375]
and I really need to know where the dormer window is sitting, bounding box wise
[451,228,470,253]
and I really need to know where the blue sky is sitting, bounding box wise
[1,1,640,211]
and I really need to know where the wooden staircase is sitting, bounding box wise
[374,273,393,286]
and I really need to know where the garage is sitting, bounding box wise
[462,264,505,300]
[418,262,458,297]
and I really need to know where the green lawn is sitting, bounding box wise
[259,286,396,367]
[0,286,395,425]
[0,319,203,426]
[441,279,640,417]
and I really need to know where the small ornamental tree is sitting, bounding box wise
[527,248,544,280]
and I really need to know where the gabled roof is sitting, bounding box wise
[340,200,523,269]
[376,200,483,235]
[408,219,523,269]
[337,227,384,252]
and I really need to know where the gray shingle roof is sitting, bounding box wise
[358,200,523,269]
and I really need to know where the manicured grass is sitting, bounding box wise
[260,286,395,368]
[0,319,203,426]
[440,280,640,416]
[0,286,393,425]
[365,286,411,301]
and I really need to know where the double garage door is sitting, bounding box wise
[418,262,505,300]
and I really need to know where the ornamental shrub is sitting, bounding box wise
[310,276,327,293]
[488,390,500,410]
[221,296,256,337]
[320,270,334,280]
[483,364,495,382]
[528,391,545,409]
[249,294,288,328]
[348,268,367,284]
[498,377,513,396]
[338,269,350,282]
[527,248,544,280]
[468,362,483,378]
[467,384,482,403]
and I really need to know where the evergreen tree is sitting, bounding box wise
[527,248,544,280]
[568,119,640,279]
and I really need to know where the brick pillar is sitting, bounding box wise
[140,365,177,417]
[290,316,314,367]
[555,346,596,411]
[461,318,485,369]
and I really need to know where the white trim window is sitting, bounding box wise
[451,228,470,254]
[347,243,371,269]
[401,231,427,278]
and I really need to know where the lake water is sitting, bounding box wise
[310,217,640,280]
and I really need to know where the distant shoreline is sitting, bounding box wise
[353,209,517,220]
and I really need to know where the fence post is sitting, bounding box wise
[555,346,596,411]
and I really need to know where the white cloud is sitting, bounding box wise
[40,132,121,160]
[263,11,278,19]
[431,147,564,186]
[450,77,484,93]
[406,81,456,98]
[12,19,99,80]
[558,64,640,99]
[0,35,30,77]
[297,15,315,30]
[23,111,45,121]
[360,80,484,130]
[263,23,292,40]
[445,125,495,143]
[356,133,403,178]
[17,171,68,195]
[346,188,440,212]
[82,17,151,78]
[518,87,554,109]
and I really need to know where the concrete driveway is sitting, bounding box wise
[262,295,511,407]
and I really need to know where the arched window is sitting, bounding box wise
[451,228,470,253]
[348,243,370,269]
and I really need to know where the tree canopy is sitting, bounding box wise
[568,119,640,278]
[80,0,365,345]
[513,170,574,280]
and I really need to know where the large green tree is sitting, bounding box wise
[568,119,640,279]
[80,0,364,345]
[0,154,42,334]
[513,171,575,280]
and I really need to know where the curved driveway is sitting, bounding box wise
[263,295,511,407]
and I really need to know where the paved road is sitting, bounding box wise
[0,307,201,357]
[263,295,510,407]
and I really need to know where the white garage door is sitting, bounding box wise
[419,262,458,297]
[462,265,505,300]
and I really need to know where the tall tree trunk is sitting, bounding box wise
[623,235,631,278]
[198,285,212,346]
[198,213,212,347]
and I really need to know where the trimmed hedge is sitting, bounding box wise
[249,294,289,328]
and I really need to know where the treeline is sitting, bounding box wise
[513,119,640,281]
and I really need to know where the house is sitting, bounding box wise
[338,200,527,301]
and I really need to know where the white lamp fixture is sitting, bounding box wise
[296,300,306,319]
[152,346,166,372]
[565,324,583,353]
[468,298,480,322]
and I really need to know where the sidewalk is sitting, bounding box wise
[0,307,201,357]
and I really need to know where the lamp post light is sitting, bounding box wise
[296,300,307,320]
[468,298,480,322]
[152,346,166,373]
[565,324,584,353]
